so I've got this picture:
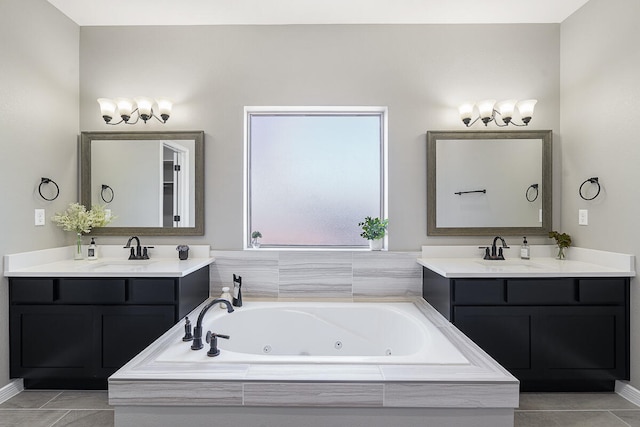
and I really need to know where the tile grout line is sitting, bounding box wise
[47,409,70,427]
[608,410,634,427]
[41,391,64,408]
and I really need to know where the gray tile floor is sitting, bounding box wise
[0,390,112,427]
[1,390,639,426]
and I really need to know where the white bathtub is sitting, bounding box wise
[110,299,519,427]
[157,301,470,365]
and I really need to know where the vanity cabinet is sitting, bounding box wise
[9,266,209,389]
[423,268,630,391]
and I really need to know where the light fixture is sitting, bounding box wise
[458,99,537,127]
[97,97,173,125]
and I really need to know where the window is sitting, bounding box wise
[244,107,387,248]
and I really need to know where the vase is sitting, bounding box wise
[75,233,84,260]
[369,239,383,251]
[557,245,566,260]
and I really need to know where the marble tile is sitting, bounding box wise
[514,410,628,427]
[611,410,640,426]
[278,252,353,298]
[52,410,114,427]
[0,390,62,408]
[518,392,640,410]
[109,380,243,406]
[243,382,384,407]
[0,410,68,427]
[246,363,384,381]
[385,383,519,408]
[44,391,111,410]
[353,251,421,298]
[210,251,279,299]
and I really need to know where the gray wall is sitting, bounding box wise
[79,24,561,250]
[560,0,640,386]
[0,0,79,388]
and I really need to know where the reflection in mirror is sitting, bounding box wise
[427,130,552,236]
[80,131,204,236]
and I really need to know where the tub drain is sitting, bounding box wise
[385,348,392,356]
[263,345,272,354]
[334,341,343,350]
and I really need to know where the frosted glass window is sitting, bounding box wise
[246,109,386,248]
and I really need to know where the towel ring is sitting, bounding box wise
[579,177,601,201]
[38,177,59,201]
[526,184,539,202]
[101,184,114,203]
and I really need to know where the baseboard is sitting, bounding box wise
[616,380,640,406]
[0,378,24,404]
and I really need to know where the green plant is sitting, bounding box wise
[548,231,572,248]
[52,203,113,234]
[359,217,388,240]
[251,231,262,239]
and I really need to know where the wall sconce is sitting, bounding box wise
[458,99,537,127]
[97,97,173,125]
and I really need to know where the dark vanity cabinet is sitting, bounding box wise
[9,266,209,389]
[423,268,630,391]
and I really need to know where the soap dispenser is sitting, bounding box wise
[87,238,98,260]
[520,237,530,260]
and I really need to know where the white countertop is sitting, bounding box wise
[4,245,214,278]
[417,245,635,278]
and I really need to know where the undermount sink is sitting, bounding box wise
[474,259,543,270]
[80,260,158,272]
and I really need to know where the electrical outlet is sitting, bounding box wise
[578,209,588,226]
[35,209,45,226]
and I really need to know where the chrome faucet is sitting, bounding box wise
[482,236,509,260]
[191,298,234,350]
[123,236,153,260]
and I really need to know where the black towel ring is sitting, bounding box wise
[526,184,539,202]
[38,177,59,201]
[101,184,114,203]
[579,177,601,201]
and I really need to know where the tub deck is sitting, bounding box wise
[109,298,519,427]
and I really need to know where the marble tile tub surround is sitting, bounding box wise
[209,250,422,300]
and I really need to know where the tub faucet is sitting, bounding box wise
[191,298,234,350]
[482,236,509,260]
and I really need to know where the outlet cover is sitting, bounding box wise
[578,209,588,226]
[35,209,45,226]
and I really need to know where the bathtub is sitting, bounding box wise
[156,302,470,365]
[110,299,519,427]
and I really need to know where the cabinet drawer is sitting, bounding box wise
[129,279,176,303]
[507,279,575,304]
[453,279,504,304]
[579,279,627,304]
[10,278,54,303]
[59,278,125,303]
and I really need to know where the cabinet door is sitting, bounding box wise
[454,306,535,375]
[10,305,94,379]
[540,306,627,381]
[98,305,174,374]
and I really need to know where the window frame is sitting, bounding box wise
[243,106,388,250]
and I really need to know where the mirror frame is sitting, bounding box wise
[80,130,205,236]
[427,130,552,236]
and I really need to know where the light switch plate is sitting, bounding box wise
[35,209,45,226]
[578,209,588,226]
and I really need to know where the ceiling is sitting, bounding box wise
[47,0,590,26]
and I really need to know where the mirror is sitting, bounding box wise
[80,131,204,236]
[427,130,552,236]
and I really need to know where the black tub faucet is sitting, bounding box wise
[191,298,234,351]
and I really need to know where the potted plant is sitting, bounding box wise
[52,203,114,260]
[251,231,262,248]
[549,230,571,260]
[359,217,388,251]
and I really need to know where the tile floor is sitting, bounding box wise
[1,390,640,426]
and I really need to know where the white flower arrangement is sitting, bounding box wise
[52,203,113,234]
